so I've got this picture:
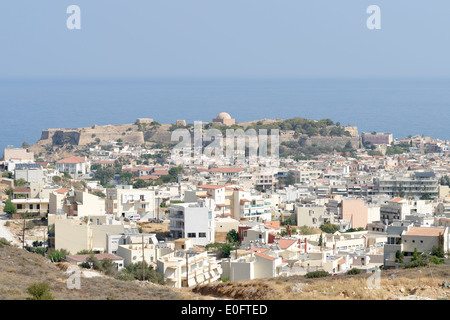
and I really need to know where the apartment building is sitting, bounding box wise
[56,156,90,175]
[54,215,125,254]
[296,204,332,228]
[157,239,222,288]
[168,200,215,246]
[377,172,439,199]
[106,185,156,220]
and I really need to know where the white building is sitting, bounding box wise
[168,200,215,246]
[106,185,156,221]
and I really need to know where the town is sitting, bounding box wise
[0,112,449,299]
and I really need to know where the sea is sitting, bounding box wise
[0,78,449,155]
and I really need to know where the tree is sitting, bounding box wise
[15,178,27,187]
[395,250,404,263]
[2,170,12,178]
[226,229,239,244]
[22,142,30,149]
[133,179,149,189]
[318,233,323,247]
[431,244,445,258]
[27,282,54,300]
[4,199,17,215]
[320,223,339,234]
[116,261,165,284]
[94,167,115,187]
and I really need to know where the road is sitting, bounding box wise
[0,214,20,246]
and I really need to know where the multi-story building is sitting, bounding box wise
[168,200,215,246]
[362,132,393,145]
[157,239,222,288]
[377,172,439,199]
[55,156,90,175]
[106,185,156,220]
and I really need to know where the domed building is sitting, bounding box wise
[212,112,236,126]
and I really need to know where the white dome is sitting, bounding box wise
[217,112,232,120]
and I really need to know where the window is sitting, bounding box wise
[199,233,206,238]
[187,233,196,238]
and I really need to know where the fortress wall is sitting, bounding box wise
[305,136,361,149]
[78,132,144,146]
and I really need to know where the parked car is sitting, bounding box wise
[128,214,141,221]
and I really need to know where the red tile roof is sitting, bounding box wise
[56,156,87,164]
[198,184,225,190]
[255,252,277,261]
[277,239,297,249]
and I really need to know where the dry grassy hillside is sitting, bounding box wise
[192,266,450,300]
[0,245,204,300]
[2,241,449,301]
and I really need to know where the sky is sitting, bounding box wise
[0,1,450,79]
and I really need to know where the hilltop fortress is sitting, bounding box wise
[34,113,360,151]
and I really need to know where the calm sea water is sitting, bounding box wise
[0,78,449,155]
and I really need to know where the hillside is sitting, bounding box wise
[191,266,450,300]
[1,242,449,300]
[0,244,205,300]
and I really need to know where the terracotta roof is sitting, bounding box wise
[404,227,445,237]
[265,221,280,229]
[209,168,244,173]
[198,184,225,190]
[249,247,270,254]
[54,188,70,194]
[390,197,405,203]
[277,239,297,249]
[152,170,169,176]
[56,156,87,164]
[13,187,30,193]
[254,252,277,261]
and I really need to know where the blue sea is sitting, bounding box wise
[0,78,449,155]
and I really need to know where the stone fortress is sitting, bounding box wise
[34,112,360,150]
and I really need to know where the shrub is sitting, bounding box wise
[346,268,362,275]
[305,271,330,279]
[26,282,54,300]
[47,249,69,262]
[116,261,165,285]
[319,223,339,234]
[0,237,11,248]
[26,220,35,230]
[4,200,17,215]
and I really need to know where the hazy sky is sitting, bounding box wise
[1,1,450,79]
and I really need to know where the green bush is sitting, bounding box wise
[346,268,362,275]
[319,223,339,234]
[47,249,69,262]
[0,237,11,248]
[305,271,330,279]
[26,282,54,300]
[116,261,165,284]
